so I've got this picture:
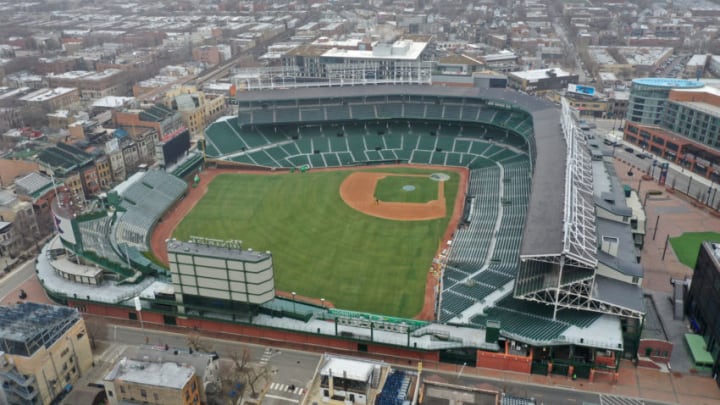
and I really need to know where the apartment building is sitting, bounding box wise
[0,303,93,405]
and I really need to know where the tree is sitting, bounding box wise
[244,364,271,398]
[210,349,271,403]
[186,333,213,353]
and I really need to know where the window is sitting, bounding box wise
[120,386,126,394]
[154,393,159,401]
[140,389,147,398]
[632,276,639,284]
[108,391,113,398]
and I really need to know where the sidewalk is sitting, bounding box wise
[429,359,720,405]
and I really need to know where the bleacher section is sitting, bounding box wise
[375,370,410,405]
[208,121,528,170]
[439,161,531,322]
[468,296,603,344]
[114,171,187,250]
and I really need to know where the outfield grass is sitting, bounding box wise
[670,232,720,269]
[173,168,459,317]
[374,175,438,203]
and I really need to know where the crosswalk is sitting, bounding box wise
[259,348,278,365]
[269,382,305,396]
[600,394,645,405]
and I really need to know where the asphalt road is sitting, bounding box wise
[0,259,36,302]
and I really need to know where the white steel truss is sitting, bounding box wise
[515,100,632,320]
[560,98,598,269]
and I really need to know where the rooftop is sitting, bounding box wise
[14,172,52,198]
[319,356,375,382]
[321,40,428,61]
[0,303,78,348]
[166,239,272,264]
[509,68,574,82]
[633,78,705,89]
[19,87,77,103]
[92,96,134,108]
[138,103,176,122]
[105,357,195,389]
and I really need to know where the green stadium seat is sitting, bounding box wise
[323,153,341,167]
[329,136,349,152]
[411,150,432,165]
[308,153,325,168]
[337,151,354,165]
[416,135,437,151]
[312,137,330,153]
[443,105,461,120]
[453,139,472,153]
[380,150,397,160]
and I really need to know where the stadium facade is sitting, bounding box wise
[38,85,646,380]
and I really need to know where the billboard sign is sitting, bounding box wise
[568,84,596,96]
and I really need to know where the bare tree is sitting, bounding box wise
[187,333,213,353]
[211,349,270,403]
[244,364,271,398]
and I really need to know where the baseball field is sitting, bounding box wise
[172,167,460,317]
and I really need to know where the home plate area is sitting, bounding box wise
[269,382,305,396]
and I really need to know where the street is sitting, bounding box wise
[95,325,664,405]
[0,259,36,302]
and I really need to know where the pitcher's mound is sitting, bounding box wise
[430,173,450,182]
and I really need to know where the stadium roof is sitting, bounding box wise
[236,85,566,257]
[592,275,644,313]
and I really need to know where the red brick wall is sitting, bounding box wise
[638,339,673,363]
[73,301,441,362]
[476,350,532,373]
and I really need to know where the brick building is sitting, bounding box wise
[623,78,720,180]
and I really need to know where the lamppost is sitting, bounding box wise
[320,298,325,310]
[291,291,296,314]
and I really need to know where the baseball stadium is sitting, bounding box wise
[42,85,646,381]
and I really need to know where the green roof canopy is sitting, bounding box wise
[685,334,714,366]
